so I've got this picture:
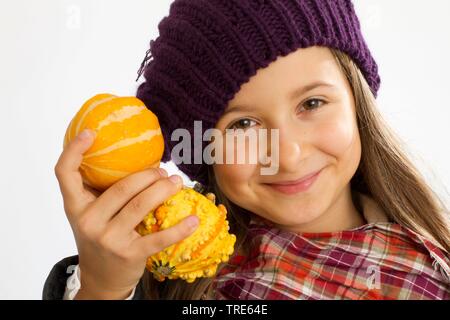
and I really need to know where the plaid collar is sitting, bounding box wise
[211,192,450,300]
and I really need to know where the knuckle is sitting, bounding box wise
[54,162,64,178]
[150,234,169,251]
[163,178,181,194]
[98,234,131,261]
[76,214,93,235]
[115,250,132,262]
[128,198,144,213]
[146,168,162,180]
[113,180,130,197]
[98,231,114,251]
[179,223,194,238]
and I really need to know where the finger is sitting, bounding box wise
[54,129,96,209]
[110,175,183,233]
[88,167,168,224]
[132,214,199,259]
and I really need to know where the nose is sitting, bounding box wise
[264,125,304,174]
[279,128,303,172]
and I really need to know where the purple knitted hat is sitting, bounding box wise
[136,0,380,187]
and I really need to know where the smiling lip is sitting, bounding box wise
[264,169,322,195]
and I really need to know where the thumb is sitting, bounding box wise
[55,129,96,210]
[65,128,96,151]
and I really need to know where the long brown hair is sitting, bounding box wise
[142,48,450,300]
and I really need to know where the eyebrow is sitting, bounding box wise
[223,81,336,116]
[289,81,337,101]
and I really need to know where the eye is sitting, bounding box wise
[228,118,257,130]
[298,98,326,113]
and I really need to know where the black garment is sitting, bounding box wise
[42,255,145,300]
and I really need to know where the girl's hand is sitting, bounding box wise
[54,129,199,299]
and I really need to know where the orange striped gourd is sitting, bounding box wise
[64,93,164,191]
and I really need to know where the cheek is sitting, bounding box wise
[213,134,259,184]
[213,163,254,194]
[315,111,358,158]
[210,131,261,198]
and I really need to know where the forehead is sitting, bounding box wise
[228,46,343,106]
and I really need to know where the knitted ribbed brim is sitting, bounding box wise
[136,0,380,186]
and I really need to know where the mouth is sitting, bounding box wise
[263,169,323,195]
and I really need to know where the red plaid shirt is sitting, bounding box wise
[211,193,450,300]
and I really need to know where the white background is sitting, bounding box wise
[0,0,449,299]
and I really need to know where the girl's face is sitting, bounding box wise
[213,46,364,233]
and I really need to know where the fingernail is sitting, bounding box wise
[169,175,182,185]
[158,168,168,177]
[185,215,199,229]
[78,129,94,140]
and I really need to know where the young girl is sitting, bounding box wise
[44,0,450,300]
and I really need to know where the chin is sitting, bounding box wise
[260,200,325,227]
